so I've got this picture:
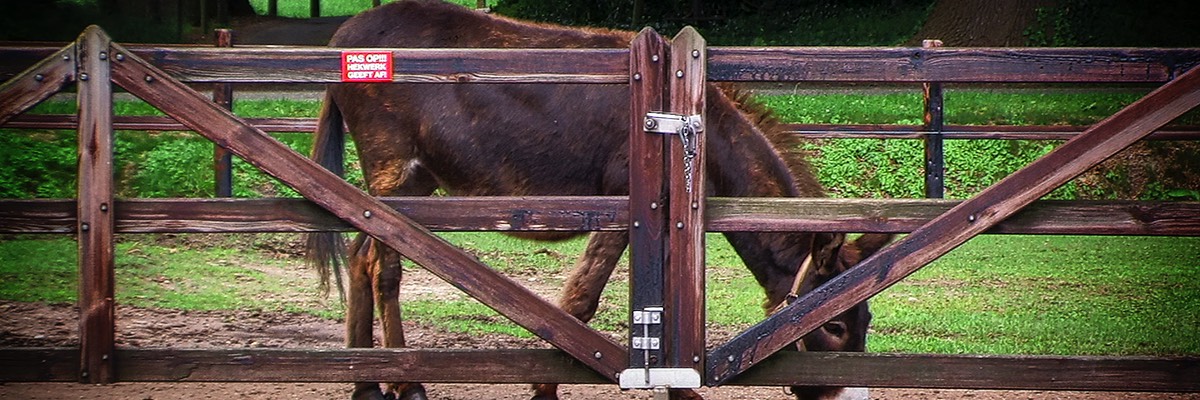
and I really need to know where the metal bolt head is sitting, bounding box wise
[62,54,70,61]
[693,355,701,363]
[633,73,641,81]
[691,201,699,210]
[99,203,108,212]
[80,223,90,232]
[644,117,657,130]
[968,214,977,222]
[594,351,603,359]
[676,222,684,229]
[34,74,44,82]
[727,355,735,362]
[650,202,658,210]
[363,210,372,218]
[676,70,684,78]
[99,52,108,61]
[651,54,660,62]
[692,49,700,58]
[79,73,88,81]
[633,221,641,228]
[144,75,154,82]
[115,53,125,61]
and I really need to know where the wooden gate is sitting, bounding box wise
[1,25,1199,393]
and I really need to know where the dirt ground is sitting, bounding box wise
[3,260,1198,400]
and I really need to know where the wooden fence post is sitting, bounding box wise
[311,0,320,18]
[76,26,116,384]
[922,39,945,198]
[213,29,234,197]
[665,26,706,374]
[627,27,668,375]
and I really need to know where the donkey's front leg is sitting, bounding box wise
[371,239,428,400]
[532,232,630,400]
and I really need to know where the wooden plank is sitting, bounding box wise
[9,46,1200,84]
[9,114,1200,141]
[707,60,1200,385]
[0,43,75,126]
[727,352,1200,392]
[2,198,1198,236]
[0,348,606,383]
[3,348,1195,391]
[0,348,79,382]
[127,46,629,83]
[708,47,1200,83]
[665,27,707,371]
[4,114,319,132]
[75,26,115,384]
[627,28,668,370]
[784,123,1200,140]
[106,39,628,381]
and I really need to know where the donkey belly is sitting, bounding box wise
[403,83,631,196]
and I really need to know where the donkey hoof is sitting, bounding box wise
[396,385,429,400]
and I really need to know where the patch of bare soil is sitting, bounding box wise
[4,292,1199,399]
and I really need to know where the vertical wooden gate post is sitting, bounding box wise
[664,26,706,374]
[76,26,116,384]
[626,27,669,382]
[623,27,707,391]
[922,39,945,199]
[213,29,234,197]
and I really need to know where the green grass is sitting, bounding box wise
[2,233,1195,356]
[246,0,498,18]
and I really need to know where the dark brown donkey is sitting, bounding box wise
[307,1,892,399]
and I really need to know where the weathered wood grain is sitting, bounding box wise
[783,123,1200,140]
[107,39,628,381]
[666,27,707,372]
[2,198,1197,236]
[75,26,116,384]
[707,59,1200,385]
[0,43,75,126]
[708,47,1200,83]
[728,352,1200,392]
[627,28,669,370]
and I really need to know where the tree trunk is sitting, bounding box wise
[908,0,1056,46]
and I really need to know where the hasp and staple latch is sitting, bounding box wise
[644,112,703,193]
[619,306,702,390]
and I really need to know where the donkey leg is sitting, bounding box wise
[531,232,629,400]
[346,234,390,400]
[372,242,428,400]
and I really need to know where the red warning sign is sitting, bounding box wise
[341,51,393,82]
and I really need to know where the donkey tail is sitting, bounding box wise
[851,233,895,259]
[305,91,348,300]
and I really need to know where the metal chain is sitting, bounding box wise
[678,122,697,193]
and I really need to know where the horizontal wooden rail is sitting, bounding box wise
[4,46,1200,84]
[1,197,1196,236]
[8,115,1200,141]
[727,351,1199,392]
[784,123,1200,140]
[3,348,1194,391]
[0,348,607,383]
[707,47,1200,83]
[0,45,630,84]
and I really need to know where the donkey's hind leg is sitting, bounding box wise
[349,161,437,400]
[531,231,629,400]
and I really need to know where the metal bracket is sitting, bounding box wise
[619,368,703,389]
[644,112,703,135]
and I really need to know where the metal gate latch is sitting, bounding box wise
[644,112,703,193]
[620,306,702,390]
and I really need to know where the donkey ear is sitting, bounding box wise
[811,232,845,276]
[849,233,894,260]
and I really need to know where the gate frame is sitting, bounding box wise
[0,25,1198,393]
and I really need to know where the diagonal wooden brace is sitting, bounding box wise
[0,42,76,125]
[99,29,627,380]
[707,64,1200,385]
